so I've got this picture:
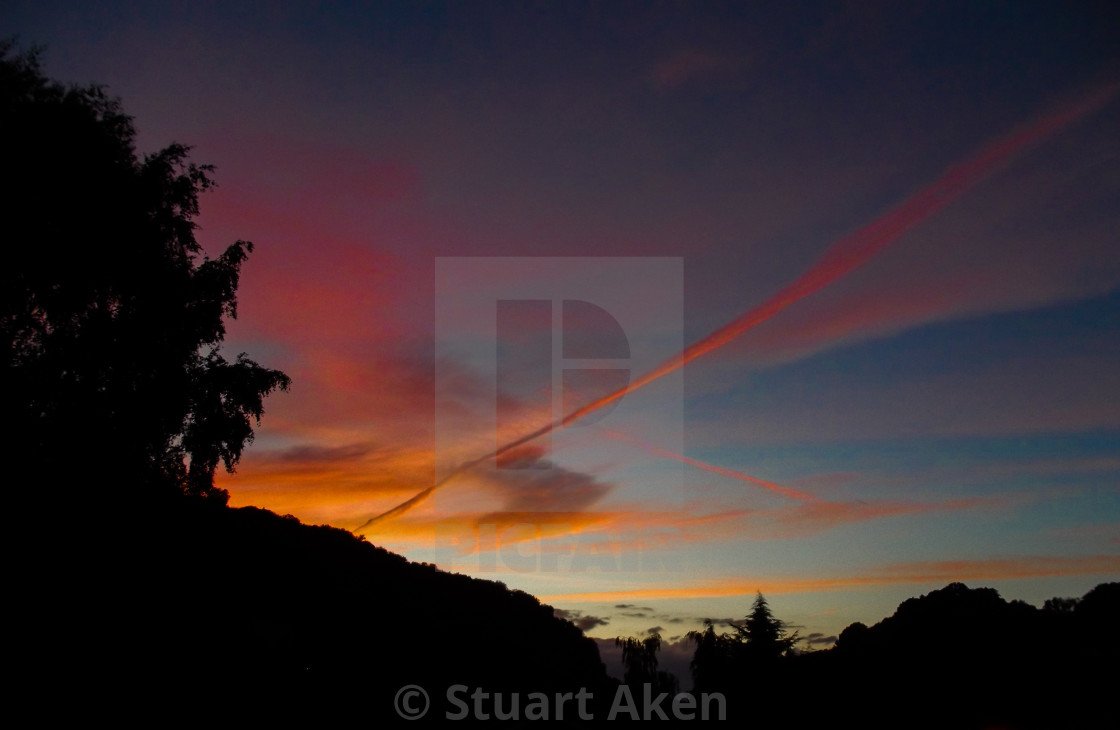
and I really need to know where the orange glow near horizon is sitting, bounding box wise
[539,555,1120,602]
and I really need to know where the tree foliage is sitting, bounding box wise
[737,591,801,660]
[617,632,679,696]
[687,592,800,692]
[687,620,738,691]
[617,633,662,684]
[0,42,289,505]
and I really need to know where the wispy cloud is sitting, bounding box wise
[562,82,1120,432]
[541,555,1120,602]
[374,492,1006,564]
[554,608,610,632]
[606,429,817,502]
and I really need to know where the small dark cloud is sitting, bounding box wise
[554,608,610,632]
[805,632,838,647]
[480,449,613,512]
[576,616,609,631]
[647,626,664,635]
[265,442,375,463]
[667,617,684,624]
[615,604,634,609]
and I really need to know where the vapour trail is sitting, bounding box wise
[353,421,553,532]
[562,83,1119,426]
[604,429,818,502]
[354,83,1118,534]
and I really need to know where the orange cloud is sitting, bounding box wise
[724,496,1003,540]
[540,555,1120,602]
[218,440,434,520]
[561,495,1006,547]
[368,493,1006,564]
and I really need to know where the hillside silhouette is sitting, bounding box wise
[60,498,614,722]
[39,492,1118,725]
[816,581,1119,729]
[685,581,1119,728]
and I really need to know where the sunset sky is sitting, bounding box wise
[7,2,1118,655]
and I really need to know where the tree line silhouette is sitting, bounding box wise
[605,579,1117,726]
[4,43,1116,726]
[672,581,1118,727]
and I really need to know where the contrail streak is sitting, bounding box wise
[353,421,553,532]
[562,83,1119,426]
[355,83,1118,533]
[604,429,818,502]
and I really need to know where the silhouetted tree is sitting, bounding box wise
[1042,596,1078,615]
[687,620,737,692]
[737,591,800,660]
[617,632,679,696]
[0,43,289,505]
